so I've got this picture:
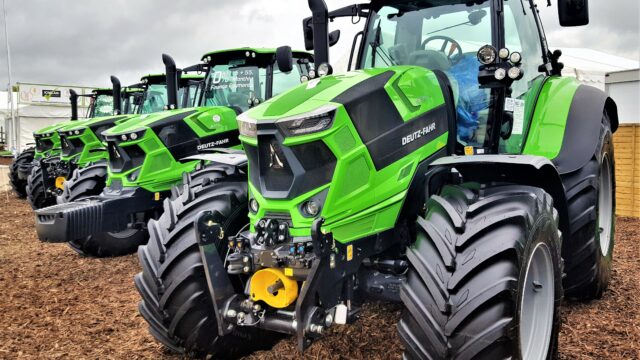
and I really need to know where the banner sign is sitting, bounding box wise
[17,83,95,107]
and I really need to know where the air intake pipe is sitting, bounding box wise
[307,0,330,65]
[110,76,122,115]
[162,54,179,110]
[69,89,79,120]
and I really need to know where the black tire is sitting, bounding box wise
[399,183,563,360]
[68,227,148,258]
[560,113,615,300]
[135,164,280,358]
[9,147,35,198]
[57,161,108,204]
[26,161,56,209]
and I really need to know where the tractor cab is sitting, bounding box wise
[87,88,115,118]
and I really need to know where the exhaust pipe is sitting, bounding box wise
[110,76,122,115]
[69,89,79,120]
[307,0,330,65]
[162,54,179,110]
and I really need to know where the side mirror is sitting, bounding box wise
[558,0,589,26]
[133,93,144,106]
[276,46,294,73]
[329,30,341,47]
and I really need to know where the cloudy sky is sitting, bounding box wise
[0,0,638,89]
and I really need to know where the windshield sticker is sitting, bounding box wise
[512,99,525,135]
[211,70,255,91]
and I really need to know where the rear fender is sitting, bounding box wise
[524,78,618,175]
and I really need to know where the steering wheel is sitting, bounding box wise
[421,35,463,64]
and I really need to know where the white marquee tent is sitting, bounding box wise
[1,83,94,152]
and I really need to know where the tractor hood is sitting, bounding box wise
[34,121,73,136]
[103,106,237,137]
[238,65,452,242]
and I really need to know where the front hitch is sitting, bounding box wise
[35,187,161,243]
[194,210,237,336]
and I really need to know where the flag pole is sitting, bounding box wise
[2,0,16,153]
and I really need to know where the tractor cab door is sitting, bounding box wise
[499,0,549,154]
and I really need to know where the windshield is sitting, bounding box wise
[180,81,202,109]
[91,94,114,118]
[140,84,168,114]
[360,1,495,147]
[202,63,266,114]
[124,93,141,114]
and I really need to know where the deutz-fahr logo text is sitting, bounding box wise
[402,122,436,146]
[197,138,230,150]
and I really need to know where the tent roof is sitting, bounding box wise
[559,48,639,73]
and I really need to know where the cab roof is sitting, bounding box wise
[200,47,313,63]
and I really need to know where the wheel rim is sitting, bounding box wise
[520,242,555,360]
[598,154,613,256]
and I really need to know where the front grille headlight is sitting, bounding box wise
[236,113,258,137]
[276,105,336,137]
[61,128,85,137]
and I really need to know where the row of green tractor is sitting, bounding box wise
[10,0,618,358]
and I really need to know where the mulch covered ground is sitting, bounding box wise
[0,192,638,359]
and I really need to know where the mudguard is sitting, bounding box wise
[553,85,618,174]
[429,154,570,236]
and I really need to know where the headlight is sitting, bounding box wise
[237,113,258,137]
[276,105,336,137]
[508,66,522,80]
[249,198,259,213]
[477,45,497,65]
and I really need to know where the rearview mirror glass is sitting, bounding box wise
[558,0,589,26]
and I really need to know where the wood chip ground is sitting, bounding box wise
[0,193,637,359]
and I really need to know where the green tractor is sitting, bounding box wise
[134,0,618,358]
[34,48,314,257]
[24,82,142,209]
[8,87,115,198]
[26,71,203,210]
[56,72,204,205]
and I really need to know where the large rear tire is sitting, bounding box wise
[9,147,35,198]
[57,161,108,204]
[26,161,56,209]
[135,164,279,357]
[560,113,615,300]
[399,183,563,359]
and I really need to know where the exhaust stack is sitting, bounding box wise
[110,76,122,115]
[162,54,179,110]
[69,89,79,120]
[307,0,330,65]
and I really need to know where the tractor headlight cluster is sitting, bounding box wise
[302,200,320,217]
[249,198,259,213]
[118,129,146,142]
[317,63,333,77]
[236,113,258,137]
[477,45,497,65]
[276,105,336,137]
[65,128,85,137]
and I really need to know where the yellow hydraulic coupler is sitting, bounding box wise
[250,268,298,308]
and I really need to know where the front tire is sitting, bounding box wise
[57,161,108,204]
[399,183,563,359]
[26,161,56,209]
[9,147,35,198]
[560,113,615,300]
[135,163,280,357]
